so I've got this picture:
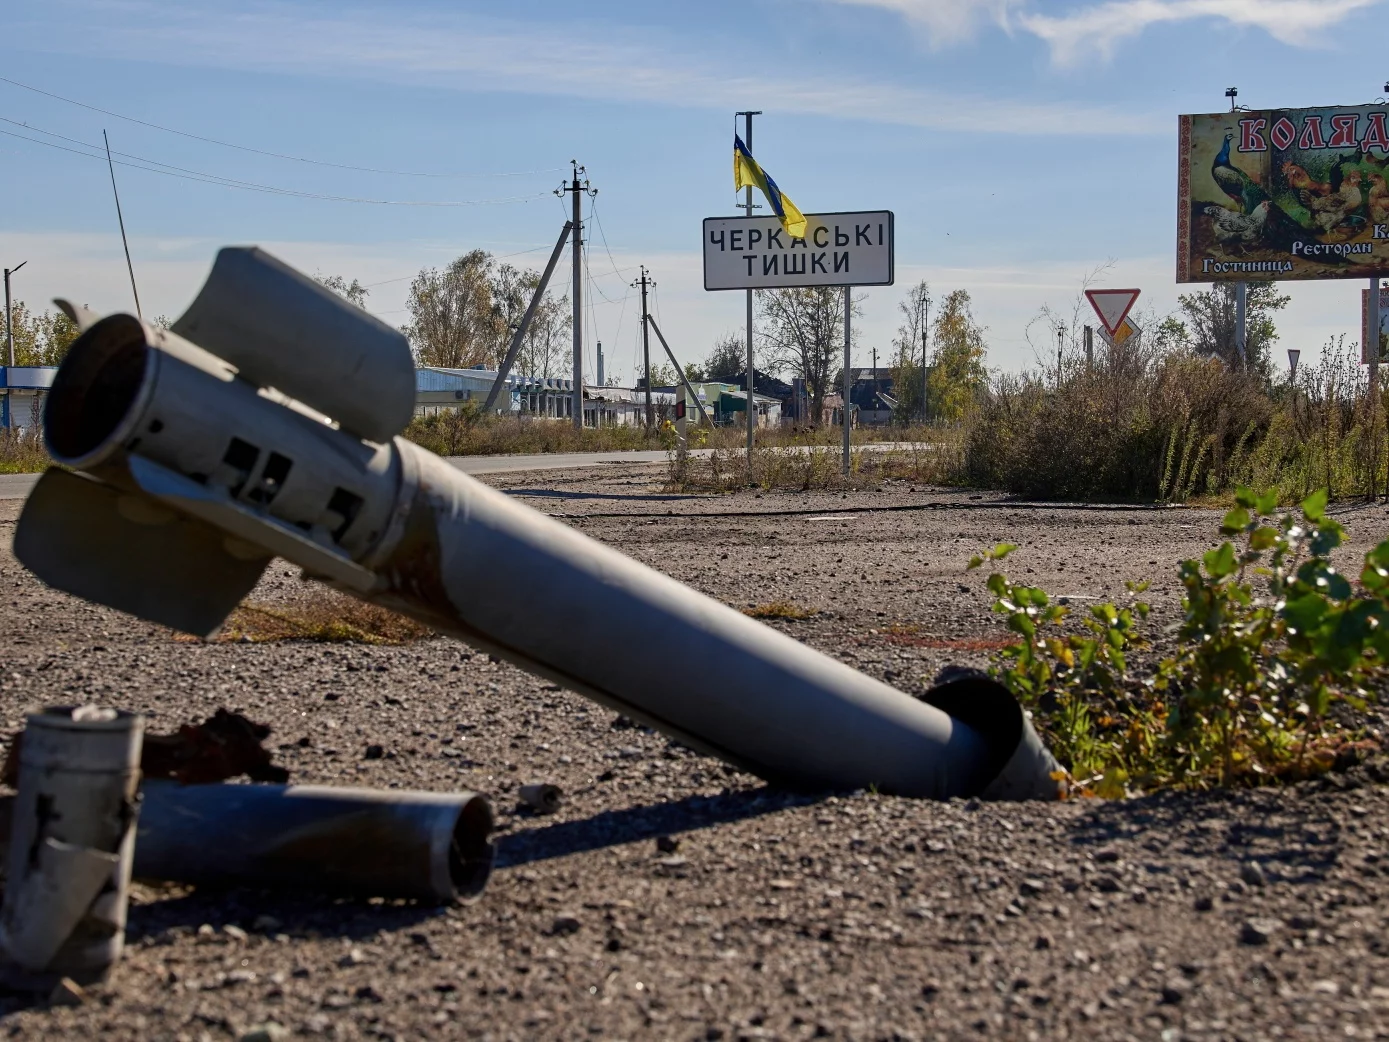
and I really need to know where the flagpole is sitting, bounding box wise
[737,110,761,463]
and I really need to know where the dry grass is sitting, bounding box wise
[742,600,818,621]
[873,623,1018,652]
[669,428,962,493]
[0,429,51,474]
[175,593,433,645]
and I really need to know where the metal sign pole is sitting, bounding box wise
[739,111,760,461]
[842,286,851,476]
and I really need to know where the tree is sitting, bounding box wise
[1173,282,1288,375]
[926,289,987,421]
[403,250,499,368]
[314,273,369,309]
[513,287,569,380]
[4,300,79,366]
[889,280,931,423]
[683,361,704,383]
[757,287,856,424]
[703,332,745,381]
[637,362,678,389]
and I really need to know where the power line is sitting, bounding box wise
[0,74,561,179]
[0,120,549,207]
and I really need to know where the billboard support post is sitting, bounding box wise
[1235,282,1247,366]
[1371,276,1382,500]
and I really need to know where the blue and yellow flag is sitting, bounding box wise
[733,135,807,240]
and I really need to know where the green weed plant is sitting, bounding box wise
[971,487,1388,794]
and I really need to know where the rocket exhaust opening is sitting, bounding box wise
[45,315,149,464]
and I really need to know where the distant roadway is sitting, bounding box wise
[0,443,926,501]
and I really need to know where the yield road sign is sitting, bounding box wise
[1085,289,1141,336]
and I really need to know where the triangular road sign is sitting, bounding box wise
[1085,289,1141,336]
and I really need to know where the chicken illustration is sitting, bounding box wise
[1306,171,1363,234]
[1282,161,1331,198]
[1205,200,1269,246]
[1370,174,1389,224]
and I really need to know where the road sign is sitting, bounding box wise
[1100,317,1140,348]
[1085,289,1141,336]
[703,211,894,291]
[1288,349,1301,378]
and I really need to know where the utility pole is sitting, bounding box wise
[917,291,930,423]
[5,261,26,368]
[1057,325,1065,384]
[736,110,761,459]
[556,161,594,431]
[597,341,604,387]
[633,267,654,430]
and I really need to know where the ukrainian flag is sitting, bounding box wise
[733,135,807,240]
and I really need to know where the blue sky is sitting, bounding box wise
[2,0,1386,382]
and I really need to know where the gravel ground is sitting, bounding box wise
[1,463,1388,1041]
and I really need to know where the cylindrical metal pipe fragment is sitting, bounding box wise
[0,706,143,987]
[365,445,1011,798]
[133,782,494,903]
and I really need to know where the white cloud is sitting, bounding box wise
[1020,0,1384,67]
[19,1,1155,137]
[821,0,1383,65]
[822,0,1024,46]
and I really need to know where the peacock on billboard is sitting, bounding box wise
[1178,106,1389,283]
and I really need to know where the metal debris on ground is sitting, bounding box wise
[0,706,143,989]
[133,781,494,903]
[140,708,289,784]
[517,783,562,814]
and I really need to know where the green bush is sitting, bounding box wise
[972,487,1388,793]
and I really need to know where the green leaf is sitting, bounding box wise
[1301,488,1328,522]
[986,573,1007,598]
[991,543,1017,560]
[967,555,984,570]
[1008,614,1036,639]
[1221,507,1250,534]
[1203,542,1238,579]
[1254,489,1279,516]
[1282,592,1328,634]
[1249,526,1278,551]
[1234,486,1256,509]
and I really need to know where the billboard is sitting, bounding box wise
[1178,106,1389,283]
[1364,286,1389,362]
[703,211,894,290]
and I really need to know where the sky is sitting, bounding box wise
[2,0,1387,384]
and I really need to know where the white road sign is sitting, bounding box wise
[703,211,894,291]
[1084,289,1141,336]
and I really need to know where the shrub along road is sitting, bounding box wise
[0,467,1386,1039]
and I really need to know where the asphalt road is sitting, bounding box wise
[0,450,686,500]
[0,443,928,500]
